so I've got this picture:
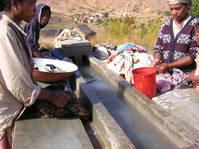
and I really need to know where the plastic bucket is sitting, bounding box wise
[132,67,157,98]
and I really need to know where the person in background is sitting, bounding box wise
[0,0,71,148]
[151,0,199,74]
[24,3,68,60]
[185,23,199,84]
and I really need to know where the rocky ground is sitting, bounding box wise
[37,0,169,28]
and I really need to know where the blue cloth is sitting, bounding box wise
[116,43,137,54]
[50,48,64,60]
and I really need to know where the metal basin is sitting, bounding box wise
[32,58,78,83]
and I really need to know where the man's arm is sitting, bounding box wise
[32,50,42,58]
[38,89,71,108]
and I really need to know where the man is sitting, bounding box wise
[152,0,199,74]
[0,1,71,148]
[185,23,199,83]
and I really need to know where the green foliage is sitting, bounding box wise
[162,11,171,17]
[95,19,104,25]
[157,10,171,17]
[189,0,199,17]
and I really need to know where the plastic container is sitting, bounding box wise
[132,67,157,98]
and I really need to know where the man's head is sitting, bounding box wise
[39,5,51,27]
[168,0,191,22]
[0,0,36,23]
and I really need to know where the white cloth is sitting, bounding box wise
[0,15,41,138]
[168,0,191,4]
[173,15,191,38]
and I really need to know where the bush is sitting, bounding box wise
[189,0,199,17]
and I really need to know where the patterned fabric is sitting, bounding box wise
[156,68,188,93]
[154,16,199,72]
[168,0,191,4]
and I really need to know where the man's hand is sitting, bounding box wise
[33,51,43,58]
[51,91,71,108]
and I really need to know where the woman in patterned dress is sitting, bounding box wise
[152,0,199,74]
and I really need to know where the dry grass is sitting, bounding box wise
[39,37,55,50]
[90,16,164,53]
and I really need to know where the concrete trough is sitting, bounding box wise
[23,28,199,148]
[74,75,136,149]
[59,40,92,56]
[87,56,199,149]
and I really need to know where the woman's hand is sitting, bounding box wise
[185,71,199,81]
[157,63,169,73]
[151,53,162,67]
[151,58,161,67]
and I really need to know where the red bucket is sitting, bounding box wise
[132,67,157,98]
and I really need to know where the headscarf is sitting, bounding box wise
[24,3,51,52]
[168,0,191,4]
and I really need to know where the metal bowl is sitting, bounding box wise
[32,58,78,83]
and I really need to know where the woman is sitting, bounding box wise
[152,0,199,74]
[185,23,199,83]
[0,0,70,148]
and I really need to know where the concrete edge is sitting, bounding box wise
[80,83,136,149]
[75,74,136,149]
[88,56,199,148]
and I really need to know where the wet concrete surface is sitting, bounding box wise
[80,66,178,149]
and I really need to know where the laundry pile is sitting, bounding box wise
[156,69,189,93]
[93,43,191,93]
[93,43,152,83]
[55,29,83,42]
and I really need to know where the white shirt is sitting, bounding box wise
[172,15,191,38]
[0,15,41,138]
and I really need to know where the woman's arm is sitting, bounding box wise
[152,23,165,67]
[157,56,194,73]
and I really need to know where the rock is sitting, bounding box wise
[73,24,96,41]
